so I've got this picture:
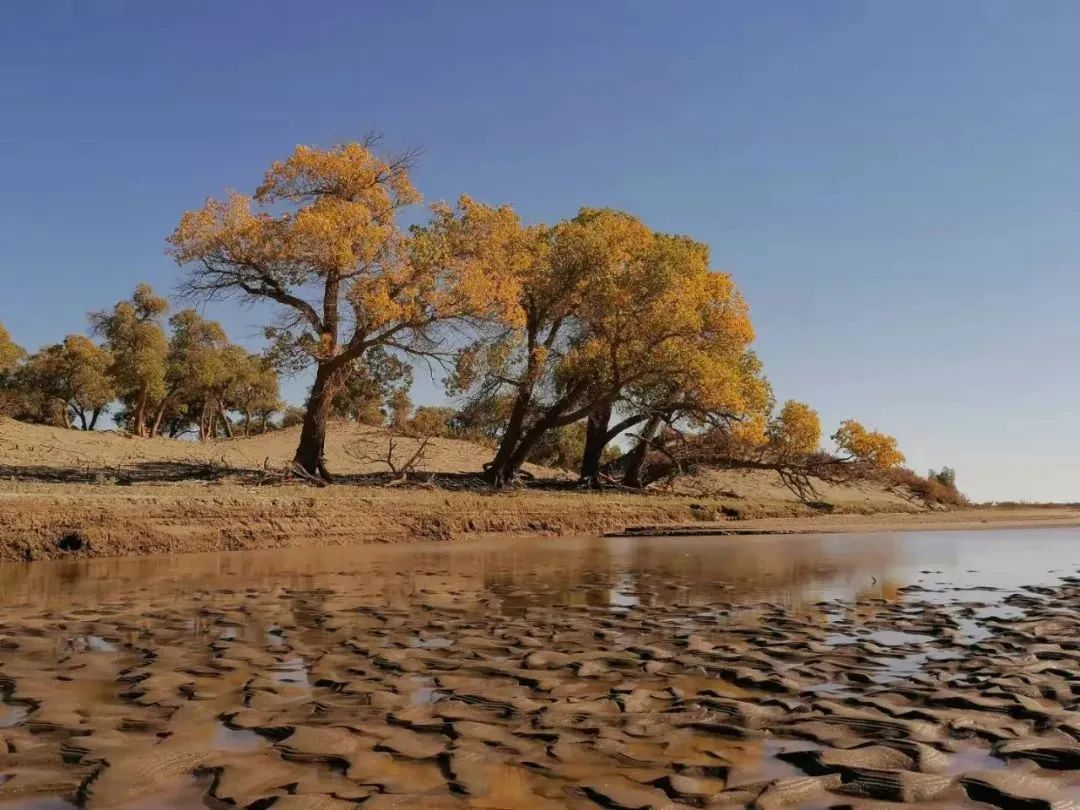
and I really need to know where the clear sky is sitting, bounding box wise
[1,1,1078,502]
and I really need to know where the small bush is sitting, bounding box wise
[406,406,456,439]
[885,466,968,507]
[928,466,956,489]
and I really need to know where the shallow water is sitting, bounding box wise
[2,527,1080,808]
[3,526,1080,611]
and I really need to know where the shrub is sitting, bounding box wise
[885,466,967,507]
[929,466,956,489]
[406,406,456,438]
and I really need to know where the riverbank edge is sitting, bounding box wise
[1,481,1077,563]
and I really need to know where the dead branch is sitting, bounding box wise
[345,431,433,481]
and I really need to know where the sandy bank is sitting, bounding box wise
[1,479,1077,563]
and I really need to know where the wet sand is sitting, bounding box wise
[3,529,1080,808]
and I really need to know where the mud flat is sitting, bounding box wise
[3,529,1080,808]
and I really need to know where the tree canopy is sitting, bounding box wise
[16,336,115,429]
[168,142,520,478]
[444,205,762,484]
[0,138,917,500]
[90,284,170,437]
[768,400,822,458]
[833,418,906,470]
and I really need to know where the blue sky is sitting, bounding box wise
[1,1,1078,502]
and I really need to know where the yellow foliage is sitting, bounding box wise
[832,419,905,469]
[0,322,25,375]
[409,196,543,328]
[730,412,769,447]
[768,400,821,456]
[555,209,757,411]
[168,146,523,371]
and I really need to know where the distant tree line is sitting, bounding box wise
[1,287,279,439]
[0,138,944,495]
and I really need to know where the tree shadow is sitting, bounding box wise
[0,462,583,491]
[0,460,254,484]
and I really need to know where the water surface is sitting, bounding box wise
[2,527,1079,612]
[2,528,1079,809]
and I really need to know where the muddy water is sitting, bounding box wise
[2,529,1080,808]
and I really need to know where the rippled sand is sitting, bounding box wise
[3,531,1080,808]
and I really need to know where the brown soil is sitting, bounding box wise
[3,417,1078,563]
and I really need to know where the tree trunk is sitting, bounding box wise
[499,406,574,483]
[624,414,661,488]
[219,405,233,438]
[579,403,613,487]
[75,407,89,431]
[483,387,534,486]
[54,400,72,429]
[243,411,251,436]
[133,391,148,437]
[149,395,171,438]
[89,407,102,431]
[293,362,339,481]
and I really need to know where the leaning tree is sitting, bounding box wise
[448,206,760,486]
[168,140,517,480]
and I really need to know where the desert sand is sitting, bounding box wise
[2,417,1079,562]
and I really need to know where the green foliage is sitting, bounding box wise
[2,287,287,439]
[15,336,115,429]
[139,309,284,440]
[330,348,412,425]
[90,284,170,436]
[526,421,622,471]
[448,395,513,445]
[929,466,957,489]
[887,466,968,507]
[0,322,27,416]
[230,355,281,434]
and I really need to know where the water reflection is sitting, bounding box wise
[2,527,1079,615]
[0,532,892,612]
